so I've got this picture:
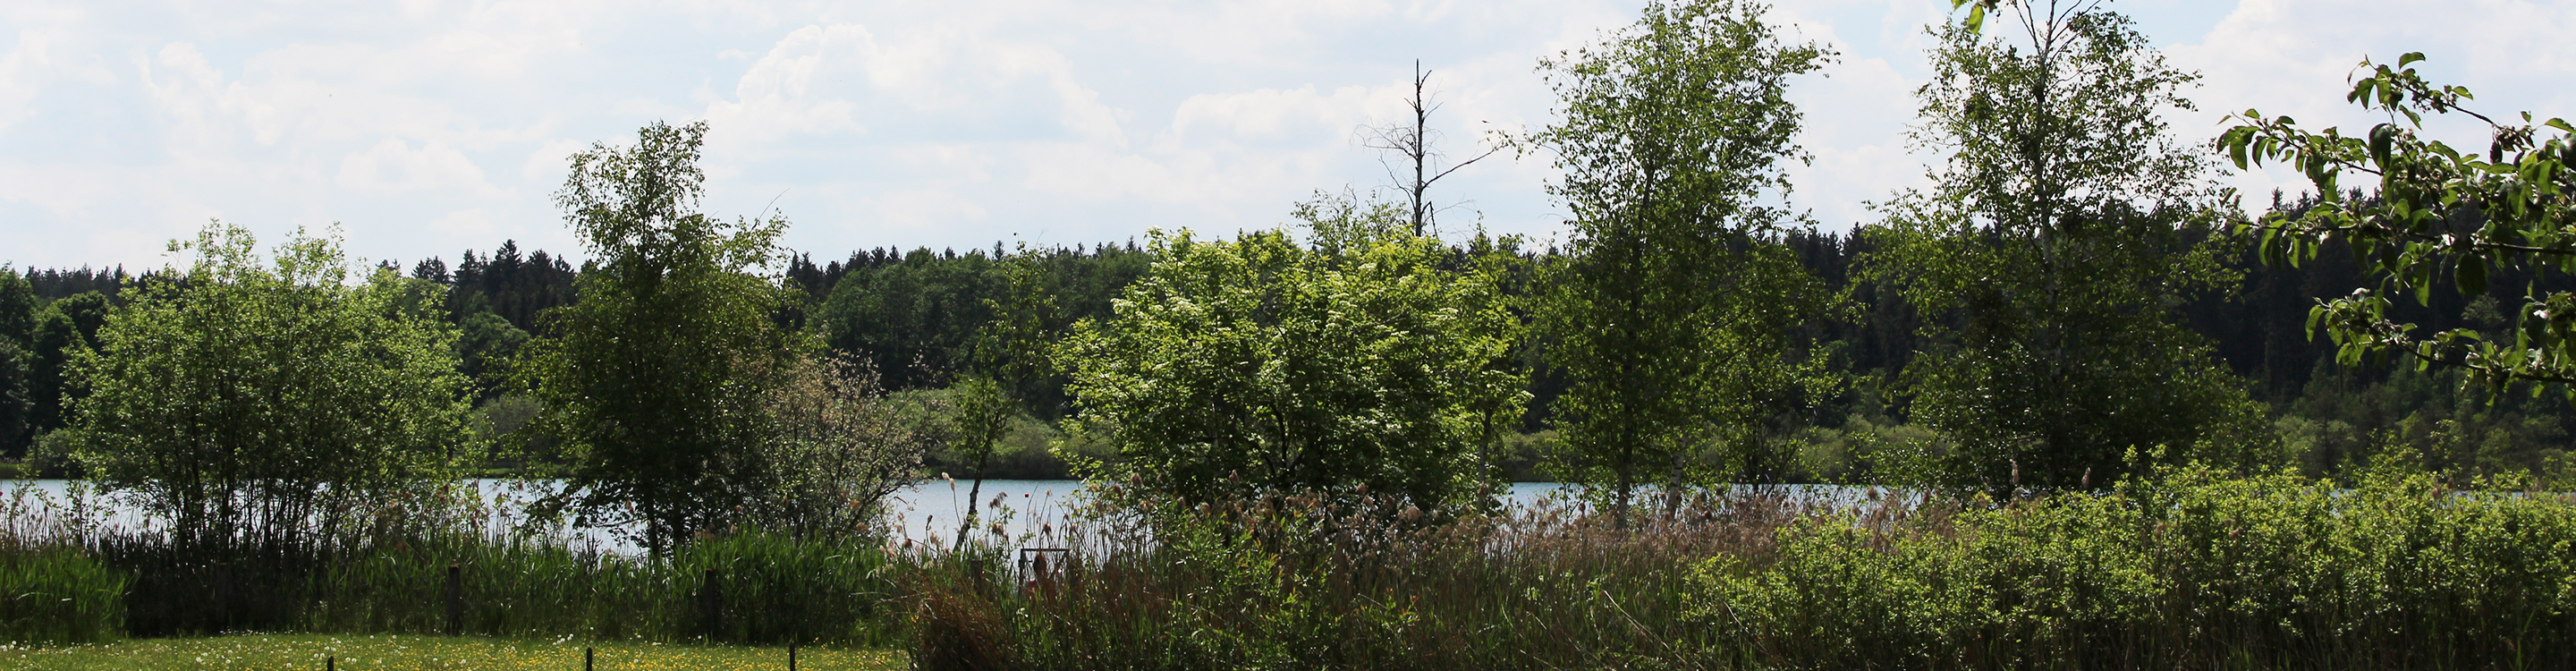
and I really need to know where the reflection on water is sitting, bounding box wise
[4,479,1889,556]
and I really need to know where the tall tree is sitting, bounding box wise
[1526,0,1837,525]
[67,222,474,548]
[1863,1,2269,494]
[520,121,908,552]
[520,120,793,555]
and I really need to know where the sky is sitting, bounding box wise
[2,0,2572,272]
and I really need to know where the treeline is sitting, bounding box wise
[12,200,2576,482]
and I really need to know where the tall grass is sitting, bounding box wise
[0,480,906,646]
[0,483,127,644]
[0,547,126,644]
[908,483,1808,670]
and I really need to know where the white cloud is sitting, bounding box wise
[335,137,497,196]
[10,0,2569,270]
[2168,0,2576,208]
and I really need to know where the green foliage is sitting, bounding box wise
[1864,5,2271,493]
[2219,55,2576,399]
[1056,201,1525,513]
[1697,463,2576,669]
[0,268,37,457]
[910,488,1762,671]
[521,120,911,553]
[300,525,898,645]
[0,546,126,645]
[67,221,475,547]
[457,310,530,398]
[0,267,35,345]
[0,338,30,460]
[1525,0,1838,521]
[817,250,1003,391]
[948,248,1063,546]
[29,292,111,438]
[0,478,906,645]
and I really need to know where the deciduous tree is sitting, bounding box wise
[1864,1,2270,494]
[1525,0,1838,525]
[1056,196,1525,514]
[68,222,474,548]
[521,121,806,554]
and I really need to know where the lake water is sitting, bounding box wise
[3,479,1880,555]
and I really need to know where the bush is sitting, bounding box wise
[1696,463,2576,670]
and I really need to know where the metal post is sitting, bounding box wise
[445,564,463,636]
[584,646,594,671]
[790,643,798,671]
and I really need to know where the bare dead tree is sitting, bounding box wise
[1363,60,1502,237]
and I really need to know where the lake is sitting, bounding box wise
[3,479,1883,555]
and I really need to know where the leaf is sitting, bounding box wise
[2398,52,2427,68]
[2224,127,2253,169]
[2368,123,2395,167]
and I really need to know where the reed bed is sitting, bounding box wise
[908,471,2576,671]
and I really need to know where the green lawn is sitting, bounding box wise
[0,634,905,670]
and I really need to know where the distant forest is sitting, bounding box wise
[11,191,2569,481]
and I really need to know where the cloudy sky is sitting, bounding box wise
[3,0,2571,271]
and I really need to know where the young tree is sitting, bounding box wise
[29,293,110,437]
[522,120,787,554]
[68,222,475,548]
[1525,0,1838,526]
[1863,2,2270,495]
[1056,196,1526,514]
[2219,55,2576,398]
[951,246,1056,548]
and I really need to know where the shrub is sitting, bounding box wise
[1695,464,2576,670]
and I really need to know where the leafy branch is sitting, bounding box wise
[2218,54,2576,394]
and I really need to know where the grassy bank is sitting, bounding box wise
[0,633,904,670]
